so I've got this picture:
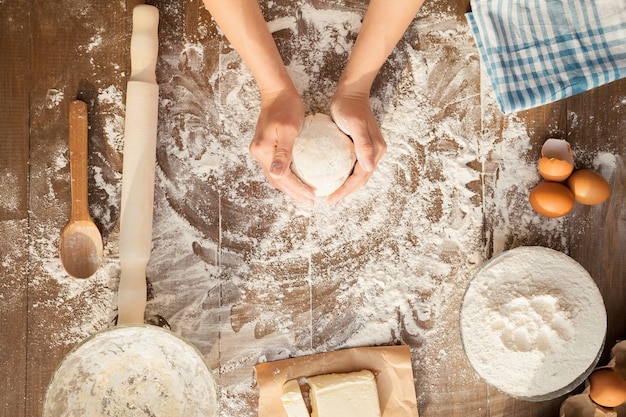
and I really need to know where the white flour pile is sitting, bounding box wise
[17,2,623,417]
[460,246,606,400]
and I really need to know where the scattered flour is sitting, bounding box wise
[45,89,64,109]
[18,2,622,417]
[594,152,619,178]
[84,33,103,53]
[97,85,126,154]
[0,171,21,214]
[148,7,505,416]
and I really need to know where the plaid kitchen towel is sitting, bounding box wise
[466,0,626,114]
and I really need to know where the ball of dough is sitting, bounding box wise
[291,114,356,197]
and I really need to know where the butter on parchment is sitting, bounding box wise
[280,379,310,417]
[307,370,381,417]
[280,370,381,417]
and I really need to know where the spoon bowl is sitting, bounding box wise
[59,100,103,279]
[60,220,103,279]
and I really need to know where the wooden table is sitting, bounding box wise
[1,1,624,416]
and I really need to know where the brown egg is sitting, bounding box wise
[529,182,575,218]
[538,139,574,182]
[566,169,610,205]
[589,368,626,408]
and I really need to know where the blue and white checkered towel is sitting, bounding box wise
[466,0,626,114]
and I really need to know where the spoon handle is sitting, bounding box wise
[68,100,91,222]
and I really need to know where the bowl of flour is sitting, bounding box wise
[43,324,219,417]
[460,246,607,401]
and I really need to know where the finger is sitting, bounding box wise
[249,128,295,179]
[250,128,314,205]
[249,134,274,168]
[271,171,316,206]
[326,164,372,205]
[346,121,381,173]
[269,140,292,178]
[355,140,376,172]
[361,120,388,171]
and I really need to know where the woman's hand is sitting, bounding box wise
[327,90,387,205]
[324,0,425,204]
[202,0,315,205]
[249,88,315,206]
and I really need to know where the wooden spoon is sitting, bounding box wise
[59,100,103,279]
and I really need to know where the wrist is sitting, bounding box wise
[332,78,372,104]
[259,82,303,108]
[335,66,377,99]
[258,74,299,100]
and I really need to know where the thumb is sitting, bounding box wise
[331,108,375,172]
[269,142,293,178]
[355,140,376,172]
[350,125,375,173]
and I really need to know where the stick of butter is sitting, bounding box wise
[281,379,310,417]
[307,370,381,417]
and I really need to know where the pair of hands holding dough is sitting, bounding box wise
[250,88,386,207]
[200,0,426,206]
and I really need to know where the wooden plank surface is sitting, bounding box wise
[0,2,30,416]
[1,1,624,416]
[566,81,626,367]
[24,1,137,414]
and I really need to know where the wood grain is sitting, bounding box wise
[24,1,137,414]
[1,1,624,417]
[0,1,30,416]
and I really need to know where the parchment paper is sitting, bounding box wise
[254,345,419,417]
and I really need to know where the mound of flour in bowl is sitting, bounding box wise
[460,246,606,400]
[44,325,219,417]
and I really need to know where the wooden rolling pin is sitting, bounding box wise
[118,4,159,325]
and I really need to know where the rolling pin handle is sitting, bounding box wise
[130,5,159,83]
